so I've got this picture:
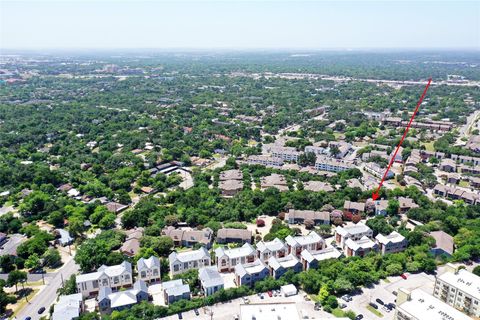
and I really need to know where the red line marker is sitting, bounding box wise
[371,78,432,200]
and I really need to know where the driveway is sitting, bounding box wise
[0,234,26,256]
[15,258,79,320]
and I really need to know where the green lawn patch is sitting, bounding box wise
[366,305,384,317]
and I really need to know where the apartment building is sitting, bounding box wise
[395,288,471,320]
[300,247,342,271]
[256,238,288,263]
[364,162,394,179]
[246,155,284,167]
[136,256,161,284]
[168,247,211,276]
[375,231,408,255]
[334,223,373,248]
[314,156,354,172]
[285,231,325,257]
[234,259,269,287]
[344,236,379,257]
[286,209,330,226]
[215,243,256,272]
[433,264,480,317]
[76,261,133,298]
[268,254,302,279]
[161,226,213,249]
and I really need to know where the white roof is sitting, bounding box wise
[137,256,160,270]
[76,261,131,283]
[438,268,480,300]
[215,243,255,259]
[108,290,138,308]
[285,231,323,247]
[235,259,267,277]
[256,238,286,253]
[375,231,406,245]
[335,223,372,237]
[345,236,377,251]
[268,254,300,271]
[398,288,471,320]
[52,293,83,320]
[169,247,209,263]
[240,302,300,320]
[280,284,297,295]
[300,247,342,263]
[199,266,224,288]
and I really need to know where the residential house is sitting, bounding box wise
[398,197,419,213]
[162,279,191,305]
[76,261,133,298]
[429,231,454,257]
[302,181,334,192]
[440,158,457,172]
[216,228,252,244]
[219,180,244,196]
[343,200,366,220]
[256,238,288,263]
[168,247,211,276]
[106,202,129,214]
[300,247,342,270]
[344,236,379,257]
[260,174,289,191]
[120,227,144,257]
[335,223,373,248]
[52,293,83,320]
[215,243,256,272]
[97,280,148,312]
[268,254,302,279]
[285,231,325,257]
[162,226,213,249]
[199,266,224,296]
[286,209,330,226]
[55,228,73,246]
[136,256,161,283]
[375,231,408,254]
[219,169,243,181]
[374,200,389,216]
[234,259,269,287]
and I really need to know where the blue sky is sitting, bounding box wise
[1,0,479,49]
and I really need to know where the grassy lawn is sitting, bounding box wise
[10,288,40,317]
[459,180,470,188]
[366,305,384,317]
[422,141,435,152]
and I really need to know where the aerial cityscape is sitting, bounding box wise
[0,1,479,320]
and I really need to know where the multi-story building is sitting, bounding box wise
[268,254,302,279]
[344,236,378,257]
[161,226,213,249]
[300,247,342,271]
[256,238,288,263]
[375,231,408,255]
[433,264,480,317]
[246,155,284,167]
[215,243,256,272]
[364,162,394,179]
[285,231,325,257]
[286,209,330,226]
[234,259,269,287]
[334,223,373,248]
[199,266,224,297]
[216,228,252,244]
[76,261,133,298]
[394,288,471,320]
[136,256,161,283]
[314,156,354,172]
[162,279,191,305]
[343,200,366,220]
[168,247,211,276]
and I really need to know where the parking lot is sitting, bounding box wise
[160,290,334,320]
[341,272,436,320]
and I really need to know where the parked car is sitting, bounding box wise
[260,294,264,299]
[387,303,396,310]
[355,315,364,320]
[392,290,398,296]
[268,291,273,297]
[341,294,352,302]
[376,298,384,305]
[37,307,45,314]
[400,273,407,280]
[24,317,31,320]
[178,313,183,319]
[339,303,347,309]
[369,302,379,309]
[194,309,199,316]
[304,294,311,301]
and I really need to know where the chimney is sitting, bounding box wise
[397,288,411,305]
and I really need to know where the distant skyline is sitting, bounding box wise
[1,1,479,50]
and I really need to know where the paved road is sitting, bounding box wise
[15,258,79,320]
[0,272,53,282]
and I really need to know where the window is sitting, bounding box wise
[114,277,119,284]
[141,271,146,278]
[92,280,99,288]
[153,269,159,276]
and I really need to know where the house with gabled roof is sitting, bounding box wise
[199,266,224,296]
[168,247,211,276]
[256,238,288,263]
[137,256,161,283]
[285,231,325,257]
[234,259,269,287]
[268,254,302,279]
[300,247,342,271]
[162,279,191,305]
[76,261,133,298]
[215,243,256,272]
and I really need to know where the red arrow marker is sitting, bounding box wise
[372,78,432,200]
